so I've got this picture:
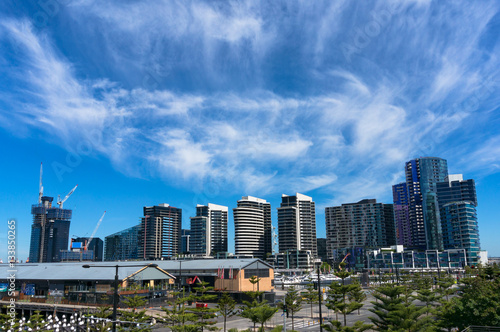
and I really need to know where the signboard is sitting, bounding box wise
[22,284,35,296]
[49,289,64,297]
[72,242,83,249]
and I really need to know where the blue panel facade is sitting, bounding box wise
[404,157,448,250]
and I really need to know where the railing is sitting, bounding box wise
[65,286,96,292]
[462,326,500,332]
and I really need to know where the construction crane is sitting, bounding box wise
[57,184,78,209]
[38,162,43,204]
[339,253,351,270]
[85,211,106,250]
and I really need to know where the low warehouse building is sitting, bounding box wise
[0,258,273,303]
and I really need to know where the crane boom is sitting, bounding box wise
[57,184,78,208]
[38,162,43,204]
[339,253,351,270]
[86,211,106,250]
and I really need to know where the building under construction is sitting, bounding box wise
[29,196,72,263]
[28,163,77,263]
[60,237,104,262]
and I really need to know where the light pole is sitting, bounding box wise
[83,263,158,332]
[317,266,323,332]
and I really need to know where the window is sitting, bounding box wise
[244,269,269,279]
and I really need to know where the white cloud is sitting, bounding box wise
[0,0,499,200]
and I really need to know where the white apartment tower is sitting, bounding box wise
[277,193,317,257]
[189,203,228,256]
[233,196,272,259]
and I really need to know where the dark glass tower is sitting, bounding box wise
[181,229,191,254]
[437,175,480,264]
[393,182,411,246]
[104,224,140,261]
[405,157,448,250]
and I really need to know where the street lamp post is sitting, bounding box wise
[113,265,118,332]
[83,263,158,332]
[317,266,323,332]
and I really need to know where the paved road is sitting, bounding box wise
[210,289,378,331]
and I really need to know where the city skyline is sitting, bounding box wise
[1,1,499,261]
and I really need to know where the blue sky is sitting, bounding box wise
[0,0,499,261]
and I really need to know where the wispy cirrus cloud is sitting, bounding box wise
[0,0,499,204]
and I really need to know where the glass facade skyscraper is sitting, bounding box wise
[437,175,480,264]
[393,182,411,247]
[104,224,140,261]
[394,158,481,266]
[404,157,448,250]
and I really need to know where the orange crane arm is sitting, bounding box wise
[339,253,351,270]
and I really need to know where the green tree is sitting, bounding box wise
[162,292,199,331]
[86,307,113,332]
[240,294,267,332]
[253,305,278,331]
[348,279,366,315]
[438,268,500,330]
[325,263,363,327]
[283,285,302,331]
[123,295,148,312]
[189,280,219,331]
[240,304,262,332]
[119,295,152,332]
[0,310,22,331]
[303,283,319,319]
[320,262,331,274]
[322,320,372,332]
[217,293,237,332]
[436,276,455,302]
[369,284,430,331]
[415,277,439,317]
[24,310,46,330]
[249,275,261,293]
[119,310,153,332]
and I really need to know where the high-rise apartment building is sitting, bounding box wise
[29,196,72,263]
[233,196,272,259]
[189,203,228,256]
[104,225,140,261]
[139,204,182,259]
[436,175,477,206]
[437,175,480,264]
[325,199,396,263]
[181,229,191,254]
[317,238,328,263]
[393,182,411,246]
[277,193,317,257]
[404,157,448,250]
